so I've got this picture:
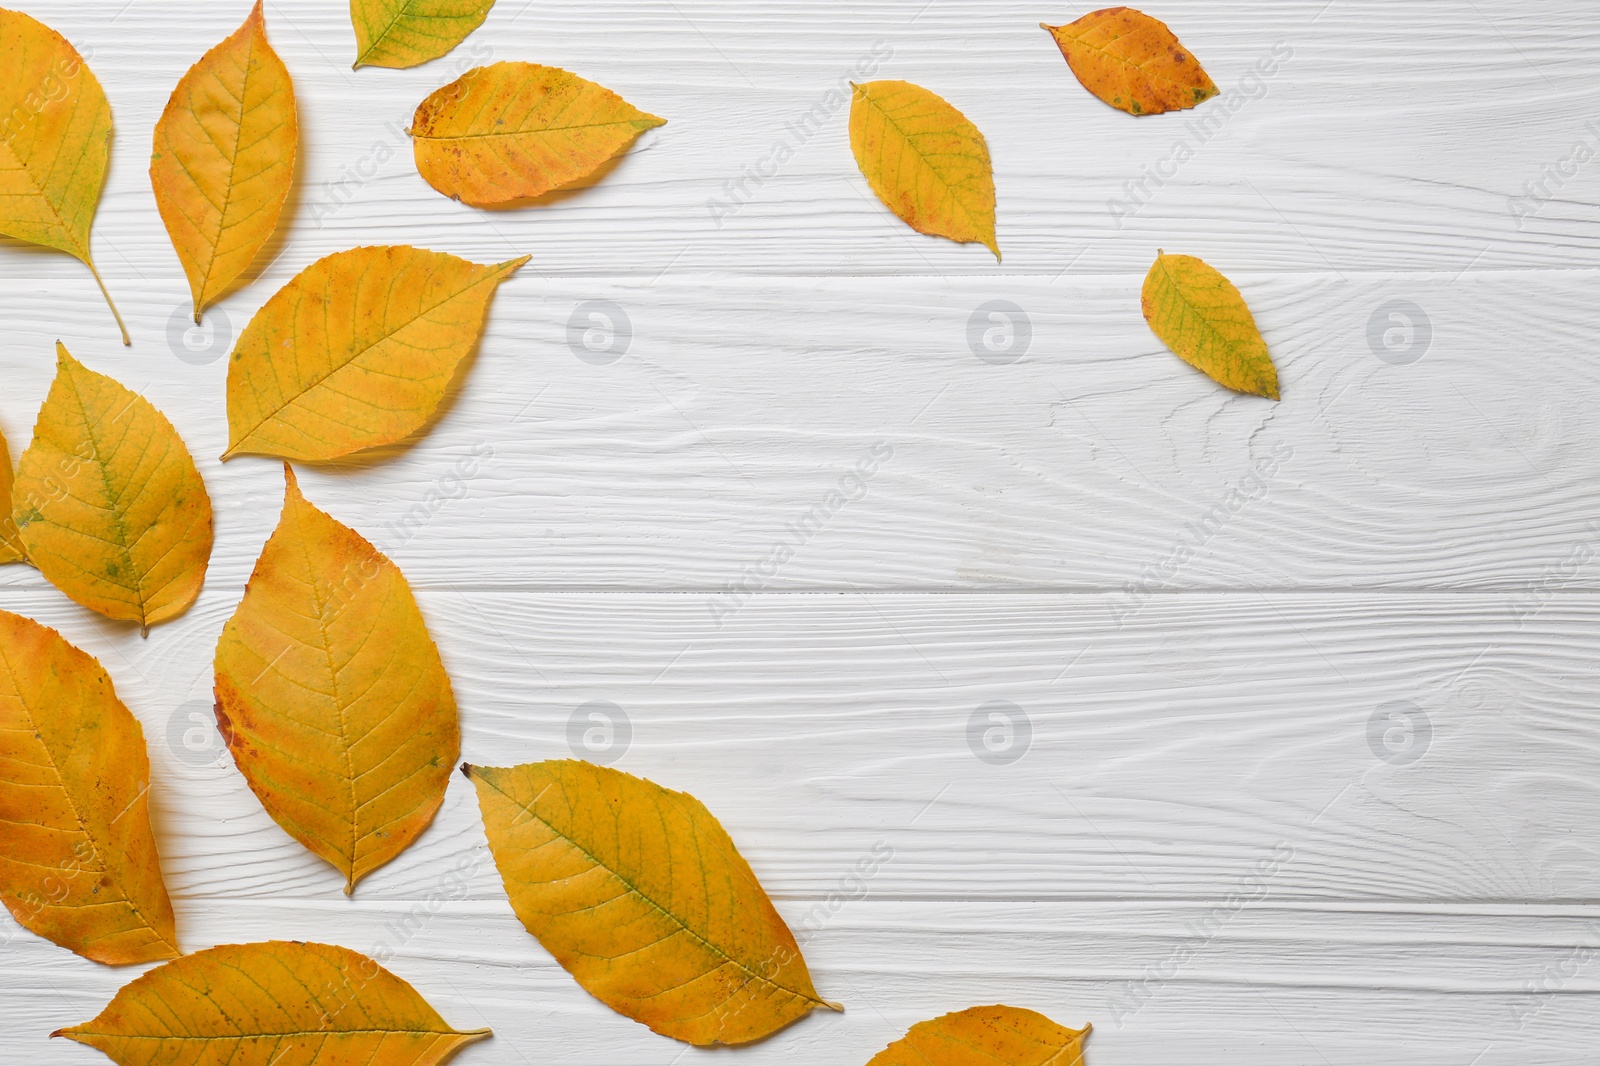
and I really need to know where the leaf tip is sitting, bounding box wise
[821,999,845,1012]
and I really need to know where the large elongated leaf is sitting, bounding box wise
[1042,7,1218,116]
[353,0,498,69]
[215,465,459,893]
[849,80,999,259]
[0,609,179,965]
[13,344,214,630]
[1141,251,1279,399]
[866,1006,1091,1065]
[55,940,492,1064]
[224,245,526,461]
[466,759,840,1045]
[409,62,666,206]
[0,426,21,564]
[0,8,127,343]
[151,0,297,321]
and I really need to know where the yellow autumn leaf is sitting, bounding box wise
[224,245,526,461]
[849,80,999,260]
[867,1006,1091,1066]
[409,62,666,206]
[0,425,22,564]
[1141,251,1280,399]
[55,940,492,1063]
[353,0,498,69]
[151,0,297,321]
[0,609,179,966]
[1042,7,1218,117]
[0,8,128,344]
[215,464,459,894]
[466,759,840,1045]
[13,344,214,631]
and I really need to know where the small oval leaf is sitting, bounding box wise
[223,245,526,461]
[409,61,666,206]
[1141,251,1280,399]
[215,465,460,893]
[353,0,498,69]
[0,9,127,342]
[54,940,492,1064]
[0,426,22,564]
[13,344,215,629]
[151,0,298,320]
[849,80,999,259]
[867,1005,1092,1066]
[0,609,179,965]
[466,759,840,1045]
[1043,6,1218,116]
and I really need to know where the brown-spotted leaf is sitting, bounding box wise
[1141,251,1279,398]
[867,1005,1091,1066]
[214,464,459,893]
[0,8,128,342]
[55,940,492,1063]
[223,245,526,461]
[849,80,999,259]
[13,344,214,630]
[151,0,297,321]
[0,609,179,965]
[409,62,666,206]
[466,759,840,1045]
[1043,7,1217,116]
[0,425,22,564]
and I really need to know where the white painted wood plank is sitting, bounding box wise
[6,900,1598,1064]
[3,272,1596,591]
[0,590,1592,903]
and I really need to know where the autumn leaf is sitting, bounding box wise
[849,80,999,259]
[353,0,498,69]
[215,464,459,894]
[409,62,666,206]
[151,0,297,321]
[867,1006,1092,1066]
[0,609,179,965]
[0,426,22,564]
[55,940,492,1063]
[0,8,128,343]
[13,344,214,631]
[466,759,840,1045]
[1042,7,1218,116]
[224,245,526,461]
[1141,251,1279,398]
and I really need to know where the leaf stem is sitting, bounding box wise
[85,259,130,346]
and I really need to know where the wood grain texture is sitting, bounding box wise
[2,1,1597,1063]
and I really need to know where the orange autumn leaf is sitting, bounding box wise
[1042,7,1218,116]
[224,245,526,461]
[55,940,492,1063]
[409,62,665,206]
[151,0,297,321]
[13,344,214,630]
[0,8,128,343]
[214,464,459,894]
[1141,250,1279,399]
[866,1005,1092,1066]
[0,609,179,965]
[466,759,841,1045]
[0,425,22,564]
[849,80,999,259]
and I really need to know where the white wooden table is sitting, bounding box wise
[4,1,1598,1062]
